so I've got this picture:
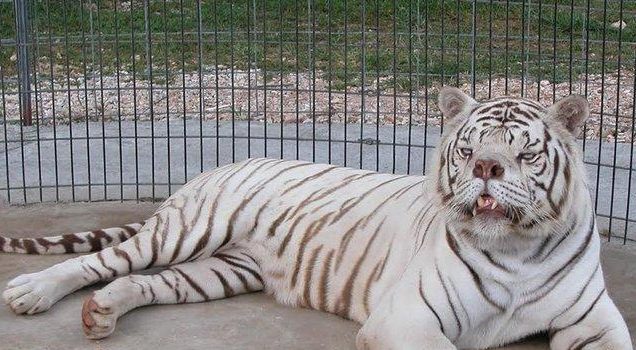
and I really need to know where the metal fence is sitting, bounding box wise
[0,0,635,243]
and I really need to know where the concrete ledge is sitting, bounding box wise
[0,202,634,349]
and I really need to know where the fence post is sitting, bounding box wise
[14,0,32,126]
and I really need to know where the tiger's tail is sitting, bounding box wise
[0,222,145,254]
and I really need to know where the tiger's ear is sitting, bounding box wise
[438,87,477,120]
[547,95,589,133]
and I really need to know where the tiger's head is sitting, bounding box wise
[432,87,590,243]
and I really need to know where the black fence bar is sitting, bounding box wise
[13,0,32,126]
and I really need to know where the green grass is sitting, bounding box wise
[0,0,634,90]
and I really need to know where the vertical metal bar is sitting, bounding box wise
[488,0,492,98]
[454,0,460,87]
[31,0,43,202]
[520,0,526,97]
[343,0,348,167]
[253,0,258,158]
[14,0,32,126]
[523,0,530,98]
[45,0,59,201]
[80,0,91,201]
[15,66,26,201]
[328,0,333,164]
[230,0,236,163]
[440,0,445,89]
[278,0,283,159]
[0,37,10,202]
[305,0,310,160]
[551,1,557,102]
[359,0,366,169]
[16,1,28,202]
[582,0,591,153]
[13,0,28,202]
[62,0,75,201]
[179,0,187,183]
[537,0,542,100]
[294,0,299,160]
[144,0,156,200]
[88,0,98,141]
[625,51,636,244]
[97,0,106,200]
[162,0,171,196]
[213,0,220,166]
[608,0,624,237]
[422,0,429,175]
[470,0,476,97]
[263,0,268,158]
[247,0,253,159]
[197,0,204,169]
[568,0,574,95]
[131,0,140,202]
[593,0,608,222]
[406,0,413,174]
[391,0,397,173]
[115,0,124,200]
[375,0,380,172]
[504,0,509,94]
[143,0,151,74]
[311,0,316,162]
[440,0,445,134]
[416,0,421,162]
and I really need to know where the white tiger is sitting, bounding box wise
[1,87,632,349]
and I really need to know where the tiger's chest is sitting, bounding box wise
[449,290,571,349]
[423,243,603,349]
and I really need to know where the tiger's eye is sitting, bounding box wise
[459,148,473,157]
[518,152,537,161]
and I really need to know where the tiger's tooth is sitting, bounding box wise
[472,207,477,216]
[477,196,485,208]
[491,201,498,210]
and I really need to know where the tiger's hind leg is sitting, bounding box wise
[3,211,240,315]
[4,161,262,315]
[3,213,173,315]
[81,247,263,339]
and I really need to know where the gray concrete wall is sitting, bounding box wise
[0,120,635,241]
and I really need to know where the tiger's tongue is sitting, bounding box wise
[477,195,498,210]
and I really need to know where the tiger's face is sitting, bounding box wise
[434,87,590,242]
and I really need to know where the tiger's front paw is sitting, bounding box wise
[82,293,119,340]
[3,272,56,314]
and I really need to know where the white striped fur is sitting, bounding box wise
[2,88,632,349]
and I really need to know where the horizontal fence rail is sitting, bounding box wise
[0,0,635,244]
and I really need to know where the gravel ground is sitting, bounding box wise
[1,67,635,142]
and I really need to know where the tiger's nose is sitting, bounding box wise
[473,159,504,180]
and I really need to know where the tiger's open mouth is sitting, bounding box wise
[472,194,506,218]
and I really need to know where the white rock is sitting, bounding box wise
[611,20,627,29]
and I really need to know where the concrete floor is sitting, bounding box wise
[0,202,634,350]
